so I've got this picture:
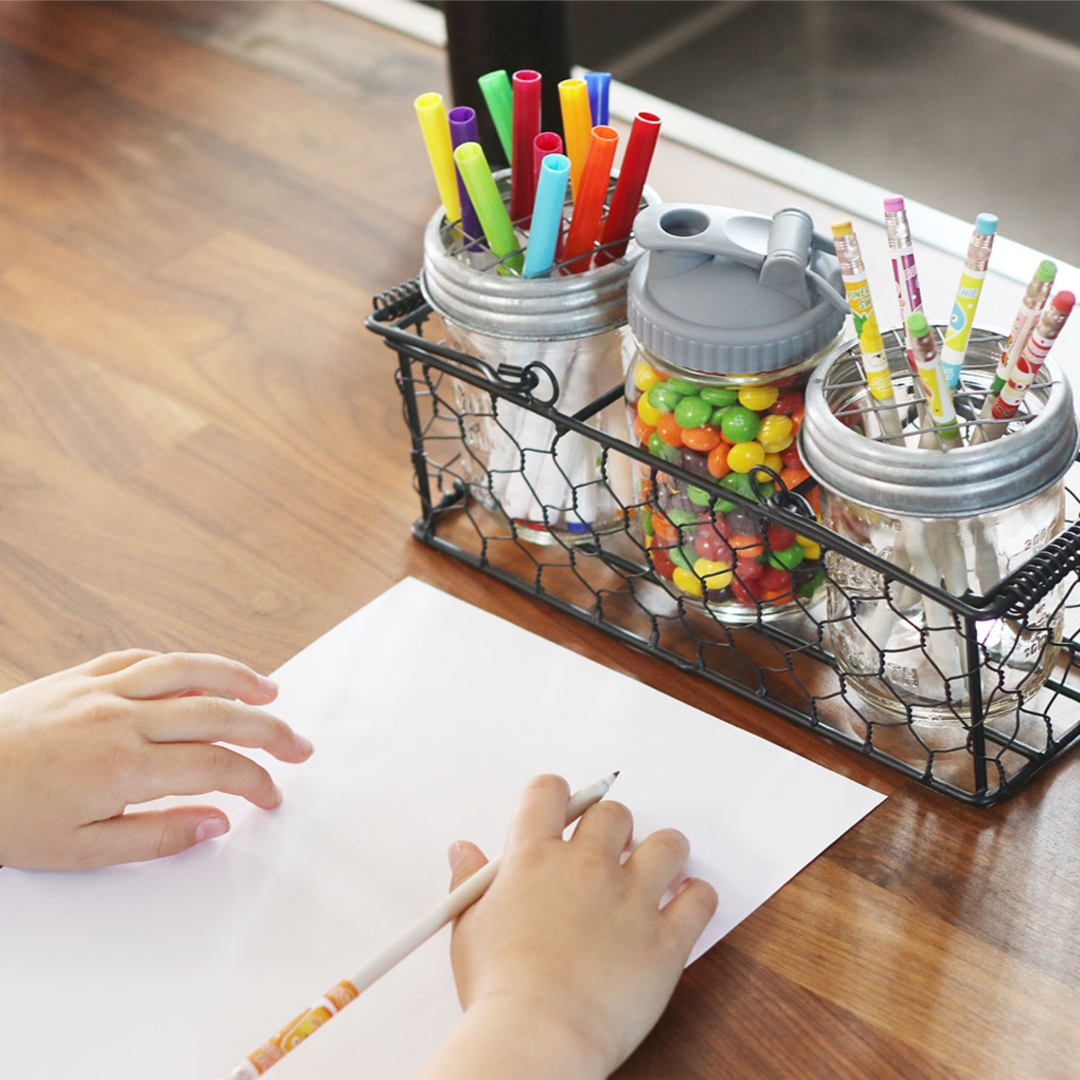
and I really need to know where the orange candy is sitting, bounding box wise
[656,412,685,447]
[651,512,679,544]
[682,423,721,453]
[759,586,793,602]
[728,533,764,559]
[707,444,732,478]
[779,466,811,491]
[633,416,656,445]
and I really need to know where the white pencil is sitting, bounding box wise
[222,771,621,1079]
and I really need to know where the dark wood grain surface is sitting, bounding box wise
[1,4,1077,1077]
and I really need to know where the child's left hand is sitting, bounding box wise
[0,649,313,871]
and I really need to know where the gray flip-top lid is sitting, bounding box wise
[628,204,849,375]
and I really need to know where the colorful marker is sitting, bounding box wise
[413,92,461,225]
[510,70,542,225]
[453,141,522,274]
[977,259,1056,421]
[976,291,1074,443]
[906,313,963,449]
[562,125,619,273]
[940,213,998,388]
[447,106,482,247]
[477,69,513,162]
[558,78,593,200]
[596,111,662,266]
[832,220,904,439]
[584,70,612,125]
[523,153,570,278]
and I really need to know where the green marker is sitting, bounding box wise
[477,69,513,163]
[453,142,523,275]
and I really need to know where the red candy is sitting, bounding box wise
[780,443,803,469]
[694,527,733,563]
[770,390,803,415]
[736,553,763,580]
[731,576,762,605]
[649,546,676,581]
[766,524,796,550]
[760,565,791,591]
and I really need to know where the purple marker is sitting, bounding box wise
[884,195,923,373]
[448,106,483,247]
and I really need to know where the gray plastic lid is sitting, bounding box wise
[628,204,848,375]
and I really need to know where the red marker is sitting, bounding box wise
[509,70,541,225]
[596,111,661,265]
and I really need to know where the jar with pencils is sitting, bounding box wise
[624,203,847,621]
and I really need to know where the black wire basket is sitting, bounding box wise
[367,280,1080,806]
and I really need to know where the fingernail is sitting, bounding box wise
[195,817,229,843]
[295,734,314,756]
[257,675,279,695]
[675,877,694,896]
[447,841,466,870]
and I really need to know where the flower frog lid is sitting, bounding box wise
[628,204,848,375]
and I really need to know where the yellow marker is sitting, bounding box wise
[558,78,592,200]
[414,92,461,224]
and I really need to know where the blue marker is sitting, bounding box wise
[940,212,998,388]
[523,153,571,278]
[584,71,611,126]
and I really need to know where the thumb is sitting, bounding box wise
[447,840,488,891]
[76,808,231,869]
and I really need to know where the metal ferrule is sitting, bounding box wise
[832,231,865,279]
[965,230,996,273]
[884,210,912,250]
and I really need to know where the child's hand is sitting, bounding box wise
[0,649,313,871]
[421,774,718,1080]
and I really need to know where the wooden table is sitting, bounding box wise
[1,4,1077,1077]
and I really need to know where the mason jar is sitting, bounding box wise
[421,169,659,546]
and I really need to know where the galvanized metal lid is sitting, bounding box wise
[801,334,1078,517]
[421,169,660,341]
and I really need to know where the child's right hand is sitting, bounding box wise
[0,649,313,871]
[420,774,718,1080]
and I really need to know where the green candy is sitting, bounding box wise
[700,386,739,407]
[642,508,654,537]
[668,545,696,572]
[711,404,737,426]
[667,508,698,527]
[687,484,713,507]
[665,377,700,395]
[648,433,678,462]
[713,471,753,512]
[719,405,761,443]
[648,383,685,412]
[797,569,825,598]
[674,395,713,429]
[768,543,805,571]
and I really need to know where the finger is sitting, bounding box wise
[569,800,633,859]
[626,828,691,905]
[79,649,161,677]
[662,878,719,960]
[136,696,313,762]
[129,743,283,810]
[108,652,278,704]
[74,807,230,869]
[447,840,489,891]
[506,774,571,848]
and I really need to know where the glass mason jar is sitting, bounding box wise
[624,343,839,618]
[801,328,1077,734]
[421,170,659,546]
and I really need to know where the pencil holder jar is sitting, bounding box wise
[420,169,659,546]
[624,204,847,621]
[801,326,1077,742]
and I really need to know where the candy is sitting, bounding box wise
[673,395,713,429]
[656,412,685,447]
[672,566,703,597]
[780,443,803,469]
[707,444,732,478]
[677,447,712,478]
[651,511,679,544]
[633,361,660,393]
[667,508,698,528]
[681,422,721,452]
[668,545,695,572]
[766,524,796,550]
[649,546,676,581]
[796,568,825,598]
[725,508,759,535]
[687,484,713,507]
[712,404,737,428]
[648,432,678,462]
[633,416,655,445]
[767,542,805,570]
[796,534,821,560]
[738,385,779,411]
[665,377,700,395]
[700,386,739,406]
[729,533,764,560]
[637,393,661,427]
[727,441,765,474]
[719,405,760,443]
[770,390,803,415]
[734,550,763,578]
[694,526,732,563]
[641,508,654,537]
[731,576,761,605]
[759,565,791,591]
[752,452,783,483]
[778,466,811,491]
[756,414,794,453]
[692,557,733,592]
[648,383,685,412]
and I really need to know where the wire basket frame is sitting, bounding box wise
[367,282,1080,806]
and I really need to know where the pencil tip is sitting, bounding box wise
[613,770,620,778]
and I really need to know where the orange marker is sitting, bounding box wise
[561,126,618,274]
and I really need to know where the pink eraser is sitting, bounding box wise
[883,195,905,212]
[1052,290,1075,314]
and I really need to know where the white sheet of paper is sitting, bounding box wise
[0,577,884,1079]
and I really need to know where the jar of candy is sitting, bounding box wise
[625,204,847,620]
[422,169,659,546]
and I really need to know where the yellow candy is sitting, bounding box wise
[796,535,821,560]
[637,393,661,427]
[672,566,703,597]
[727,440,766,474]
[738,385,779,411]
[757,414,794,453]
[634,360,660,393]
[752,452,784,482]
[693,557,733,591]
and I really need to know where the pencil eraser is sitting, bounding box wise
[1052,291,1075,314]
[883,195,905,212]
[831,219,853,236]
[975,213,998,235]
[907,312,929,336]
[1037,260,1057,282]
